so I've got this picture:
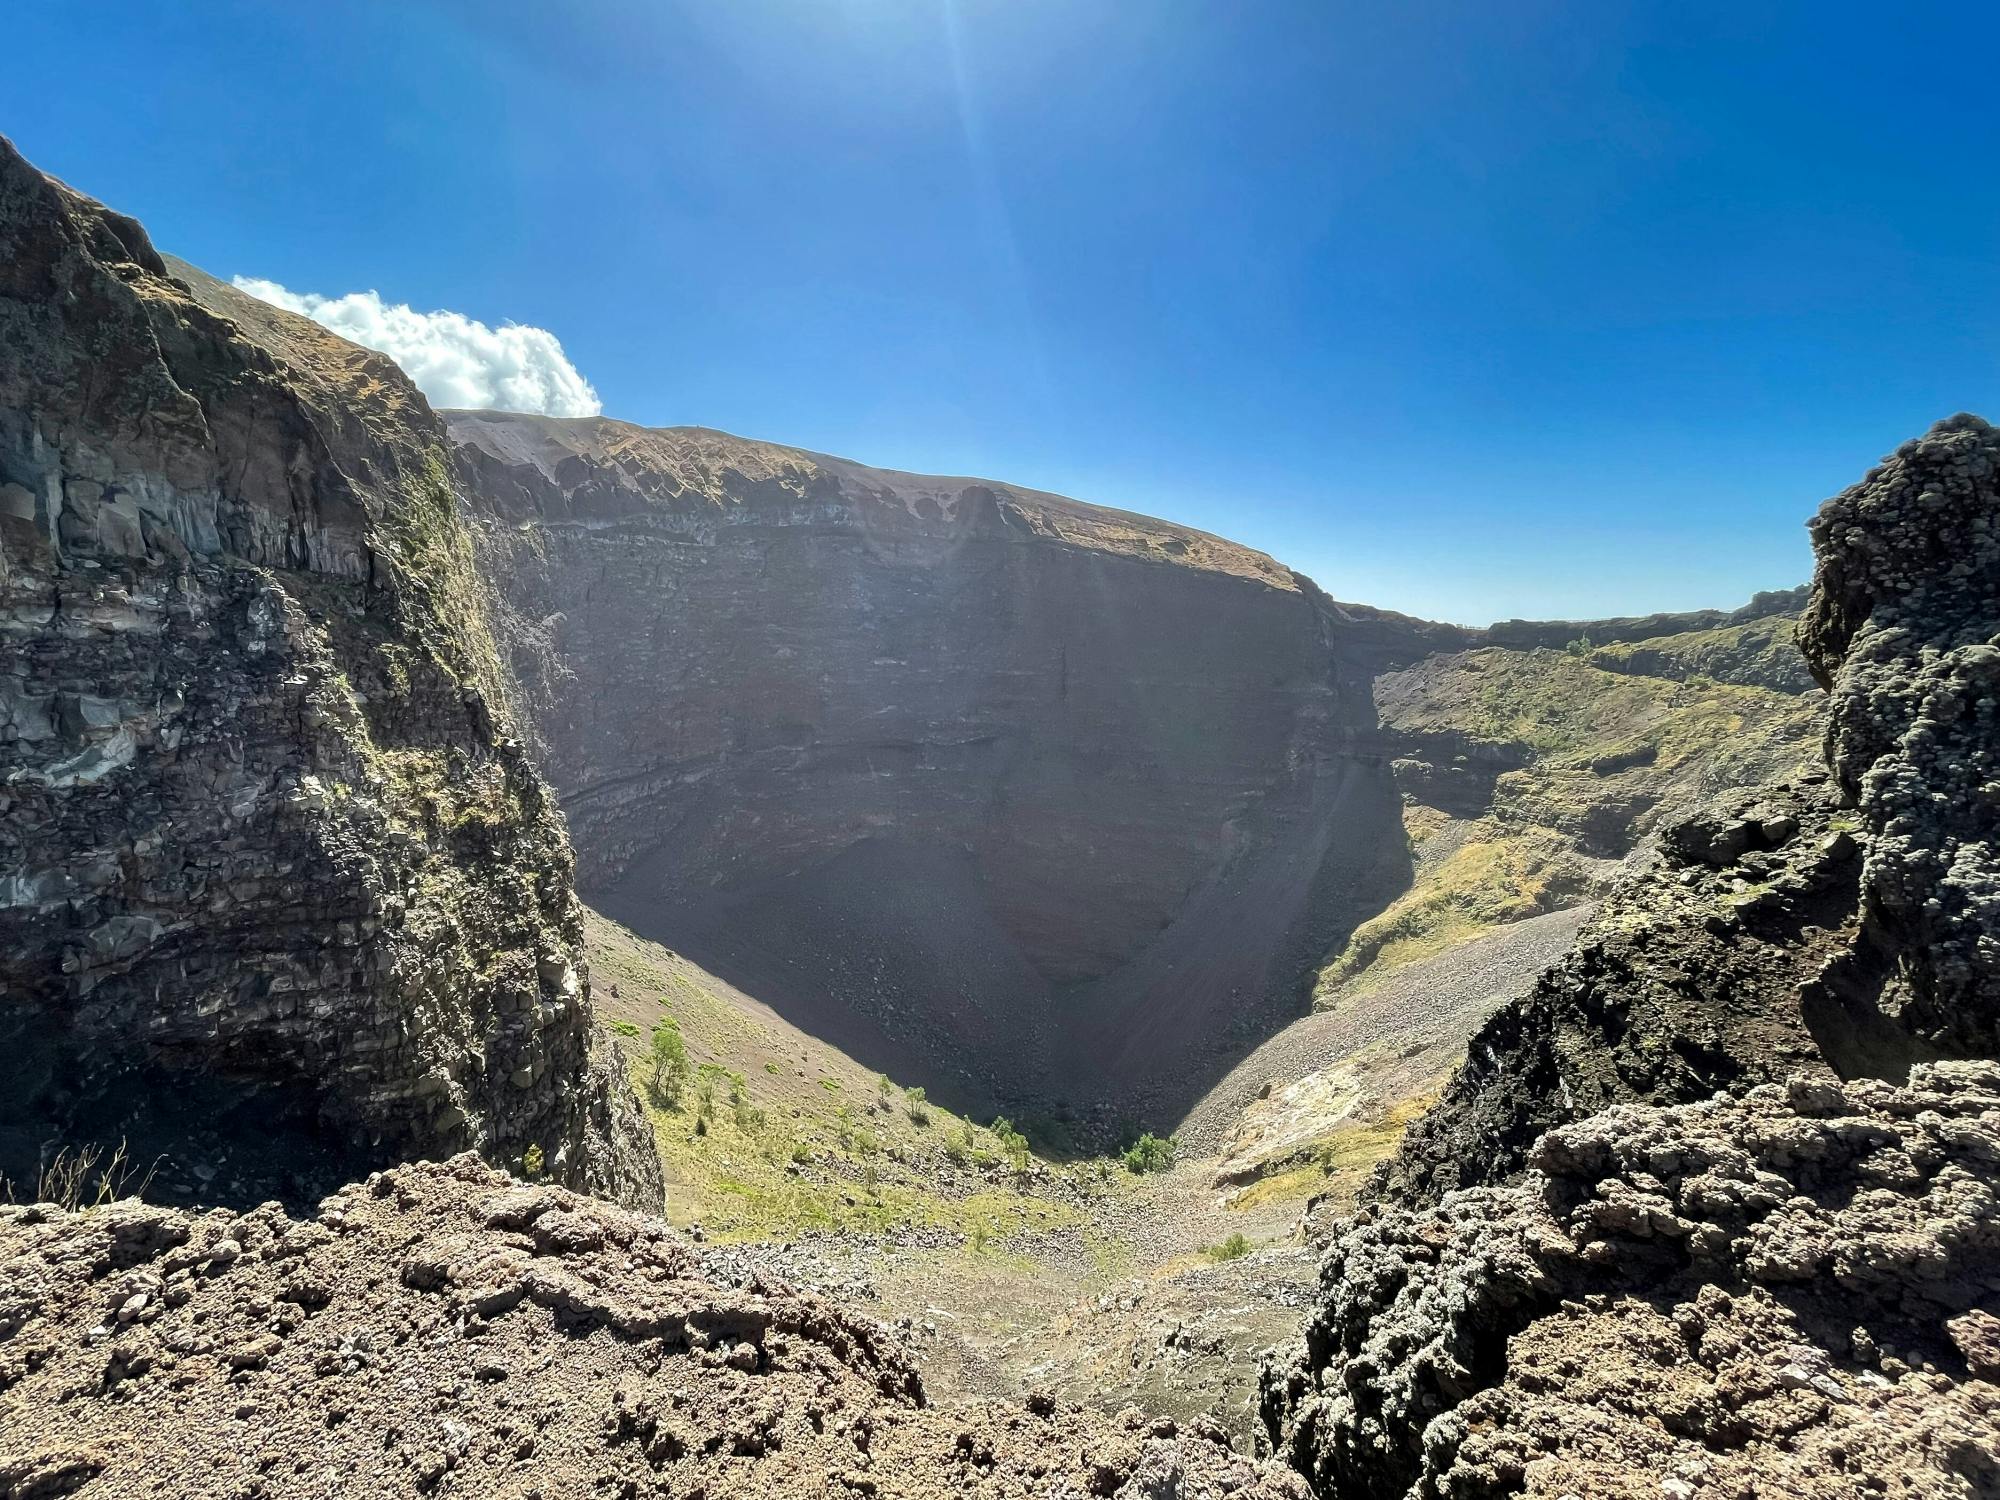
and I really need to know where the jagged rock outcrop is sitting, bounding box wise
[0,138,659,1208]
[447,411,1465,1123]
[1370,777,1860,1205]
[1800,413,2000,1057]
[1372,419,2000,1210]
[1262,1063,2000,1498]
[1264,417,2000,1496]
[0,1154,1310,1500]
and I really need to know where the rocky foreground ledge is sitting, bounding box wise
[1261,1061,2000,1497]
[0,1155,1307,1499]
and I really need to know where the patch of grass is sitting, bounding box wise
[1202,1232,1252,1262]
[1224,1161,1329,1211]
[1317,829,1583,1003]
[607,1019,641,1039]
[1227,1088,1443,1211]
[583,909,1088,1245]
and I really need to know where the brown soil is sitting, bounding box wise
[0,1156,1311,1500]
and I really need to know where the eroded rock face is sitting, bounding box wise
[1266,418,2000,1497]
[0,138,659,1208]
[450,411,1464,1120]
[1262,1064,2000,1498]
[1372,778,1862,1206]
[0,1155,1310,1500]
[1800,413,2000,1057]
[1373,419,2000,1210]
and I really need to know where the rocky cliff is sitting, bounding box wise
[1373,417,2000,1209]
[1262,418,2000,1496]
[448,411,1466,1127]
[0,139,659,1208]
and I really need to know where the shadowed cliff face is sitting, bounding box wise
[452,412,1460,1128]
[0,141,660,1208]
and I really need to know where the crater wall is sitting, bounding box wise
[452,412,1461,1124]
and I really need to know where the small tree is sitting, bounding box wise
[1122,1132,1176,1175]
[905,1085,929,1125]
[991,1117,1030,1175]
[648,1019,689,1106]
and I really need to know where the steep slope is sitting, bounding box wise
[0,140,658,1208]
[448,410,1465,1130]
[1173,599,1818,1205]
[1262,416,2000,1497]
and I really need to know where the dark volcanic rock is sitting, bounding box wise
[1262,1063,2000,1498]
[1372,419,2000,1211]
[1371,778,1859,1206]
[0,138,658,1208]
[1800,413,2000,1058]
[448,411,1467,1122]
[1265,418,2000,1498]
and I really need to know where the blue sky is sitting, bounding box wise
[11,1,1997,623]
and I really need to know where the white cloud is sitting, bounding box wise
[231,276,602,418]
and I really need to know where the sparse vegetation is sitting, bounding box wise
[648,1018,690,1106]
[588,911,1084,1244]
[1316,639,1819,1003]
[1,1140,158,1209]
[1203,1232,1252,1262]
[991,1118,1031,1174]
[1122,1132,1177,1175]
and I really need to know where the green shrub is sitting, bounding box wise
[648,1019,690,1106]
[522,1143,545,1178]
[1203,1232,1251,1262]
[992,1117,1030,1174]
[905,1086,929,1125]
[1122,1132,1177,1175]
[608,1019,641,1038]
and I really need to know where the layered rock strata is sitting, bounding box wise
[0,139,658,1207]
[450,412,1463,1120]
